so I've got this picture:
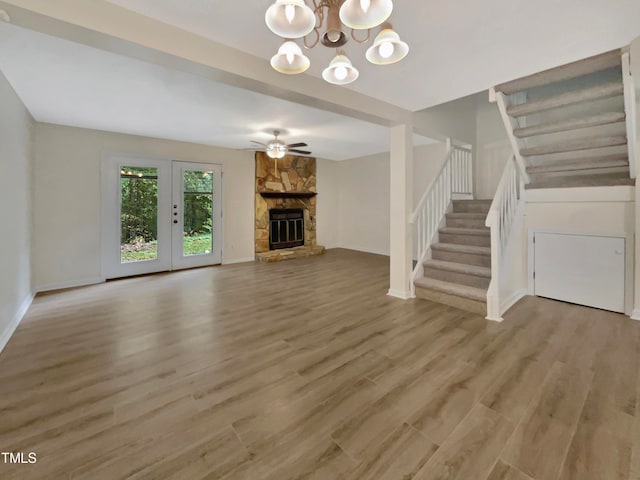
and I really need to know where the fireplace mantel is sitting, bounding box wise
[259,191,317,199]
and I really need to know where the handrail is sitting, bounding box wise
[622,52,638,179]
[410,139,474,297]
[490,88,531,184]
[485,154,524,321]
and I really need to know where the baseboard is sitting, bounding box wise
[0,292,34,354]
[36,277,103,293]
[631,309,640,321]
[387,289,412,300]
[500,289,528,316]
[222,257,255,265]
[338,245,390,257]
[485,315,504,323]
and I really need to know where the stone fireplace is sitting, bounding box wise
[255,152,325,262]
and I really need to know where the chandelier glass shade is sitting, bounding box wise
[264,0,408,85]
[265,0,316,38]
[339,0,392,30]
[322,53,359,85]
[365,25,408,65]
[271,41,311,74]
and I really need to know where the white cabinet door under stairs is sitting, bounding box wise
[533,232,625,313]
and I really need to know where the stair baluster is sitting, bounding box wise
[485,154,525,321]
[410,139,473,297]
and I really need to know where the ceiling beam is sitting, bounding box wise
[0,0,412,128]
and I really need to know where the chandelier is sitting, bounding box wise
[265,0,409,85]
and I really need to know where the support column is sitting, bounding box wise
[388,123,413,299]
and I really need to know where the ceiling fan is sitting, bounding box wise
[248,130,311,158]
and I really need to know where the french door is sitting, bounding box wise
[102,155,222,279]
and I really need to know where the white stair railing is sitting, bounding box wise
[622,51,638,179]
[485,154,525,321]
[410,139,473,297]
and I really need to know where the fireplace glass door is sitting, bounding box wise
[269,209,304,250]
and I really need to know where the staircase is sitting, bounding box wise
[491,49,637,189]
[410,49,637,320]
[414,200,491,315]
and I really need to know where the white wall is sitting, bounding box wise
[331,142,447,256]
[413,143,449,206]
[335,152,390,256]
[417,91,511,201]
[474,98,510,199]
[33,124,255,291]
[0,70,33,350]
[316,159,340,249]
[413,93,478,144]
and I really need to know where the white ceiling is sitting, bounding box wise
[1,0,638,159]
[0,21,435,160]
[104,0,640,111]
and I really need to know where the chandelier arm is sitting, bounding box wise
[304,29,321,49]
[350,28,371,44]
[303,0,328,50]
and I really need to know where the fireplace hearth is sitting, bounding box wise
[269,209,304,250]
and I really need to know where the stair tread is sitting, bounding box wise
[424,259,491,278]
[527,157,629,173]
[414,277,487,303]
[514,112,626,138]
[507,82,624,117]
[495,49,622,95]
[446,213,487,219]
[431,243,491,255]
[525,172,634,189]
[520,135,627,157]
[439,227,490,236]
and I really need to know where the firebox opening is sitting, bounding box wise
[269,208,304,250]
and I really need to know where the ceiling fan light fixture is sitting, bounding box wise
[339,0,393,30]
[266,142,287,159]
[265,0,316,39]
[322,53,359,85]
[270,41,310,74]
[365,25,409,65]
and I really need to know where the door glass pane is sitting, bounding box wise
[120,166,158,263]
[183,170,213,256]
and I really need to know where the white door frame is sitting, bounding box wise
[101,153,223,280]
[171,161,222,269]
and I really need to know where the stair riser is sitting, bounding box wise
[446,218,487,229]
[529,166,629,180]
[415,286,486,315]
[423,268,491,290]
[453,200,491,214]
[431,250,491,267]
[439,233,491,247]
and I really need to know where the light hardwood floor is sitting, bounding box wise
[0,248,638,480]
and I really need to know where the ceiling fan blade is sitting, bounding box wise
[250,140,268,146]
[239,147,265,151]
[288,149,312,155]
[286,142,308,148]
